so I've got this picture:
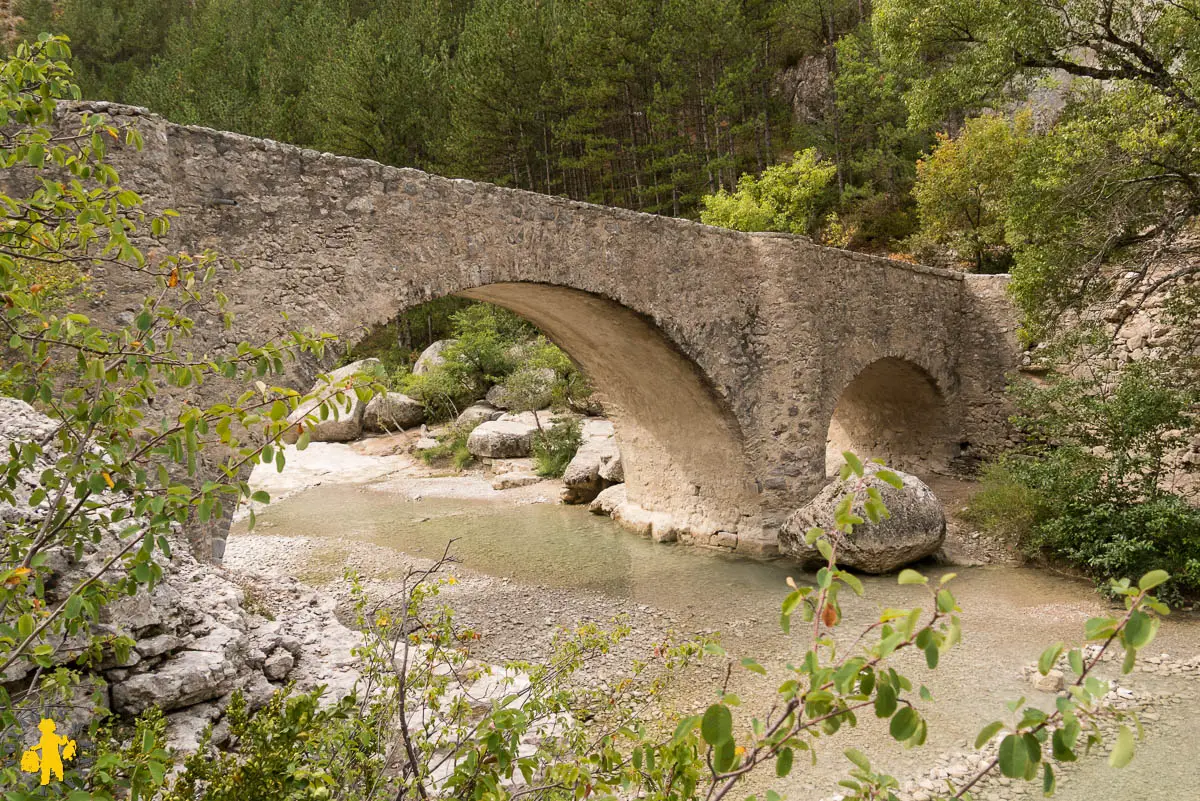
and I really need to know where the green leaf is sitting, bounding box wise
[1109,725,1135,768]
[874,683,897,718]
[1138,570,1170,592]
[998,734,1029,778]
[975,720,1005,749]
[816,537,834,561]
[1038,642,1064,676]
[741,657,766,676]
[713,738,736,772]
[936,588,956,613]
[1043,763,1056,797]
[889,707,918,741]
[776,747,794,778]
[1122,610,1158,650]
[844,748,871,772]
[875,469,904,489]
[1084,616,1118,640]
[898,569,927,586]
[1052,725,1078,762]
[672,715,701,744]
[701,703,733,746]
[842,451,864,477]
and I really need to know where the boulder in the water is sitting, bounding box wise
[779,466,945,574]
[588,483,626,516]
[561,419,618,504]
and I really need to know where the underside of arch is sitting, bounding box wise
[460,282,760,545]
[826,357,953,477]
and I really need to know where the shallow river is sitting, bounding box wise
[232,482,1200,800]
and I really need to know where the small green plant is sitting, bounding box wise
[532,418,583,478]
[418,421,480,470]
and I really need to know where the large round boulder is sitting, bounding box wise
[466,420,536,458]
[779,466,945,574]
[282,359,379,444]
[457,402,505,427]
[362,392,425,432]
[412,339,457,375]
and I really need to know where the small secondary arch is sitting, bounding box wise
[825,357,954,477]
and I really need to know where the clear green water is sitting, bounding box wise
[232,484,1200,799]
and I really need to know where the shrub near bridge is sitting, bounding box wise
[969,360,1200,600]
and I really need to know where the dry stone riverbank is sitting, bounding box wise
[227,440,1200,800]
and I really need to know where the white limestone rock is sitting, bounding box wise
[413,339,457,375]
[467,420,536,458]
[363,392,426,432]
[779,465,945,574]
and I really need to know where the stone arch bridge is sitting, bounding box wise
[86,104,1019,556]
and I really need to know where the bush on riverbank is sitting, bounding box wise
[968,362,1200,599]
[417,420,480,470]
[532,418,583,478]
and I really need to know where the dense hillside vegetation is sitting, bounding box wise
[16,0,927,248]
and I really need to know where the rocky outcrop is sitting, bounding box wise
[1,397,363,753]
[779,466,945,573]
[0,397,59,526]
[362,392,425,432]
[467,420,537,458]
[598,450,623,483]
[283,359,380,444]
[491,472,542,490]
[561,419,619,504]
[413,339,457,375]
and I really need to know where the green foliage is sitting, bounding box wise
[970,361,1200,598]
[387,303,592,422]
[166,687,388,800]
[532,418,583,478]
[417,421,480,471]
[700,148,837,235]
[15,0,189,102]
[912,112,1031,272]
[343,296,476,374]
[875,0,1200,337]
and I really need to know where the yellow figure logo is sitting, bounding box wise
[20,718,77,786]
